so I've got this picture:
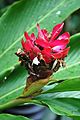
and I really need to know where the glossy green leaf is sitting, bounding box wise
[38,91,80,99]
[44,78,80,93]
[0,0,80,79]
[0,65,27,105]
[35,97,80,116]
[0,114,30,120]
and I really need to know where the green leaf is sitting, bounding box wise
[34,77,80,116]
[35,97,80,117]
[53,33,80,81]
[0,0,80,79]
[39,91,80,99]
[0,114,30,120]
[73,116,80,120]
[0,65,27,105]
[44,78,80,93]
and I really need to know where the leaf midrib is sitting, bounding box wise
[0,0,66,58]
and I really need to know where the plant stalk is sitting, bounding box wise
[0,97,31,112]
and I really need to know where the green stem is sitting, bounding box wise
[0,76,55,112]
[0,97,31,112]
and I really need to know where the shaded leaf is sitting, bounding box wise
[0,65,27,105]
[35,97,80,116]
[44,78,80,93]
[0,114,30,120]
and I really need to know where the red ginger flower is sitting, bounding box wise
[21,23,70,63]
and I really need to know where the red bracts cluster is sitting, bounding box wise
[21,23,70,63]
[16,23,70,80]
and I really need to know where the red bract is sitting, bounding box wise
[21,23,70,63]
[21,32,40,60]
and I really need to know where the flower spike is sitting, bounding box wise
[16,23,70,81]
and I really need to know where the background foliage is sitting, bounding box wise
[0,0,80,120]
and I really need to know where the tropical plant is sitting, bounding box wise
[0,0,80,119]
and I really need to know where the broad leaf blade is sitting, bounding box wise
[0,0,80,79]
[38,91,80,99]
[0,66,27,105]
[35,97,80,116]
[44,78,80,93]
